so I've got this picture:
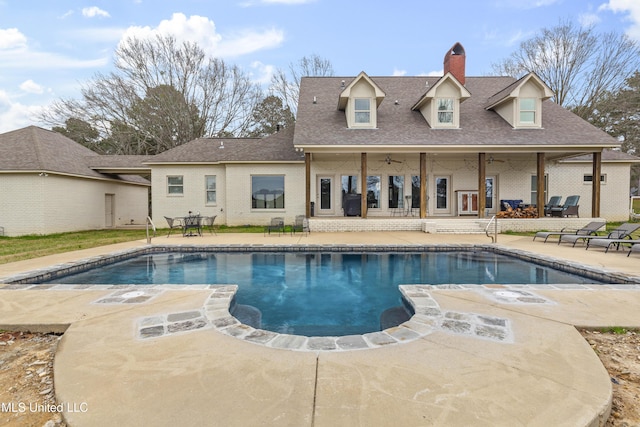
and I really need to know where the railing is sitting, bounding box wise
[485,215,497,243]
[146,216,156,244]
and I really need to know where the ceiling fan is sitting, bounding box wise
[382,154,402,165]
[486,155,505,164]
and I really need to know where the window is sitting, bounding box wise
[411,176,422,209]
[584,174,606,184]
[341,175,358,194]
[354,98,371,124]
[519,98,536,124]
[205,175,216,204]
[366,176,380,208]
[167,176,183,195]
[530,175,548,205]
[388,176,404,209]
[435,176,449,210]
[437,98,454,124]
[252,176,285,209]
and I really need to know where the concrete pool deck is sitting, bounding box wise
[1,232,639,426]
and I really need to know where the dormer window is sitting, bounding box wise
[411,74,470,129]
[354,98,371,124]
[437,98,454,125]
[519,98,536,124]
[338,72,386,129]
[485,72,553,129]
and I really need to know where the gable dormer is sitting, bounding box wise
[485,72,554,129]
[338,72,385,129]
[411,73,471,128]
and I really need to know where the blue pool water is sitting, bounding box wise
[41,250,602,336]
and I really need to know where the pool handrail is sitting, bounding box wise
[146,216,156,243]
[485,215,497,243]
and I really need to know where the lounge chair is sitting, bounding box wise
[560,222,640,247]
[627,243,640,257]
[550,195,580,217]
[543,196,562,216]
[291,215,309,236]
[585,224,640,252]
[164,216,183,237]
[533,221,605,243]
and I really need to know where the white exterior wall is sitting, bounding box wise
[0,174,148,236]
[547,161,630,221]
[224,163,305,226]
[151,165,226,226]
[151,163,305,227]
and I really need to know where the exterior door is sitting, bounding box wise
[485,176,497,214]
[105,194,115,227]
[317,176,334,215]
[434,176,451,215]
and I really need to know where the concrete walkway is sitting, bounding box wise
[1,232,639,426]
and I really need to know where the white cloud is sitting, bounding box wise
[0,28,28,50]
[120,13,284,58]
[0,90,45,133]
[599,0,640,40]
[392,68,407,76]
[579,12,601,27]
[19,80,44,94]
[418,69,444,77]
[250,61,276,85]
[82,6,110,18]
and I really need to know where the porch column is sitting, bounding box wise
[420,153,427,218]
[592,151,602,218]
[536,153,545,218]
[478,153,486,218]
[305,152,311,218]
[361,153,367,218]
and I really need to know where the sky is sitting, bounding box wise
[1,0,639,133]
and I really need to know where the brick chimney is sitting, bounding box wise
[443,42,466,85]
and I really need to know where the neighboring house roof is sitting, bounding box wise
[147,126,304,164]
[0,126,149,185]
[294,76,619,152]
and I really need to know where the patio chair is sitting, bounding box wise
[543,196,562,216]
[264,217,285,236]
[533,221,605,243]
[560,222,640,247]
[202,215,217,235]
[291,215,309,236]
[182,215,202,237]
[550,195,580,217]
[164,216,183,237]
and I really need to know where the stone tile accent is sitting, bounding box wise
[138,310,209,339]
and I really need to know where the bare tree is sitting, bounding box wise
[491,20,640,119]
[270,54,334,116]
[42,34,263,154]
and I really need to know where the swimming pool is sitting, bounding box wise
[36,249,605,336]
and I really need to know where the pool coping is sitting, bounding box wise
[2,243,640,352]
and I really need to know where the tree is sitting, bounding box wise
[52,117,100,148]
[248,95,295,137]
[491,20,640,120]
[42,34,263,154]
[270,54,334,116]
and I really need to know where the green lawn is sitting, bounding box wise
[0,225,263,265]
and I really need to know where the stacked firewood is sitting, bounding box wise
[496,205,538,218]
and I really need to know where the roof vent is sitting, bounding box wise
[219,141,224,149]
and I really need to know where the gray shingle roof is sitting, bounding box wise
[148,126,304,163]
[294,76,619,151]
[0,126,148,184]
